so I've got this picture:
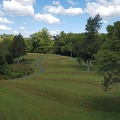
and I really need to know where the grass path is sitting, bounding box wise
[0,53,120,120]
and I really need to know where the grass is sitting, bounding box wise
[0,53,120,120]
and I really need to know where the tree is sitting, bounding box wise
[11,34,26,64]
[77,14,102,71]
[24,38,32,53]
[95,50,120,90]
[53,31,66,55]
[107,21,120,40]
[53,32,78,57]
[2,36,14,64]
[30,28,52,53]
[0,43,7,75]
[95,21,120,90]
[62,33,75,57]
[53,34,60,54]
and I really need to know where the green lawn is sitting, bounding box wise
[0,53,120,120]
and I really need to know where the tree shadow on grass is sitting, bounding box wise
[83,95,120,112]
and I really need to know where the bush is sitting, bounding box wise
[0,58,35,80]
[77,57,82,65]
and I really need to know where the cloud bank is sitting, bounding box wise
[85,0,120,18]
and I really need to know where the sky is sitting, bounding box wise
[0,0,120,37]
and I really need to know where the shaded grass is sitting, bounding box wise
[0,53,120,120]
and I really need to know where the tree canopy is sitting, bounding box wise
[95,21,120,90]
[76,14,102,71]
[11,34,26,64]
[30,28,53,53]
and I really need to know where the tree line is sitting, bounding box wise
[0,34,26,78]
[0,14,120,90]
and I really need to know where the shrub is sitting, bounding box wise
[0,58,35,80]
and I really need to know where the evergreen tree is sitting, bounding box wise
[11,34,26,64]
[77,14,102,71]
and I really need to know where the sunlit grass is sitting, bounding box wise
[0,53,120,120]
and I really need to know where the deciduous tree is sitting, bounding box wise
[30,28,52,53]
[95,21,120,90]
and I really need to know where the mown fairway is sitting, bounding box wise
[0,53,120,120]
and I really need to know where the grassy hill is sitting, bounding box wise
[0,53,120,120]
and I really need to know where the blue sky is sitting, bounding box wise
[0,0,120,37]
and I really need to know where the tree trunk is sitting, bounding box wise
[87,59,90,72]
[17,57,20,64]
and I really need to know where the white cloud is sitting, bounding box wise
[34,13,61,24]
[3,0,35,16]
[20,27,25,30]
[44,5,83,16]
[103,20,108,24]
[66,7,82,15]
[112,0,120,5]
[0,11,4,16]
[0,25,12,30]
[55,29,59,32]
[13,30,19,34]
[49,29,59,36]
[24,22,27,24]
[14,0,35,5]
[53,1,60,5]
[0,17,14,24]
[67,0,79,6]
[85,0,120,18]
[25,31,28,34]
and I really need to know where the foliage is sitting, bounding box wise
[0,42,12,78]
[8,58,35,79]
[25,38,32,53]
[107,21,120,39]
[77,57,83,65]
[53,31,66,55]
[95,21,120,90]
[53,31,80,57]
[0,58,35,80]
[75,14,102,71]
[2,36,14,64]
[95,50,120,89]
[0,33,33,79]
[0,35,14,76]
[30,28,53,53]
[85,14,102,34]
[11,34,26,64]
[0,43,7,74]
